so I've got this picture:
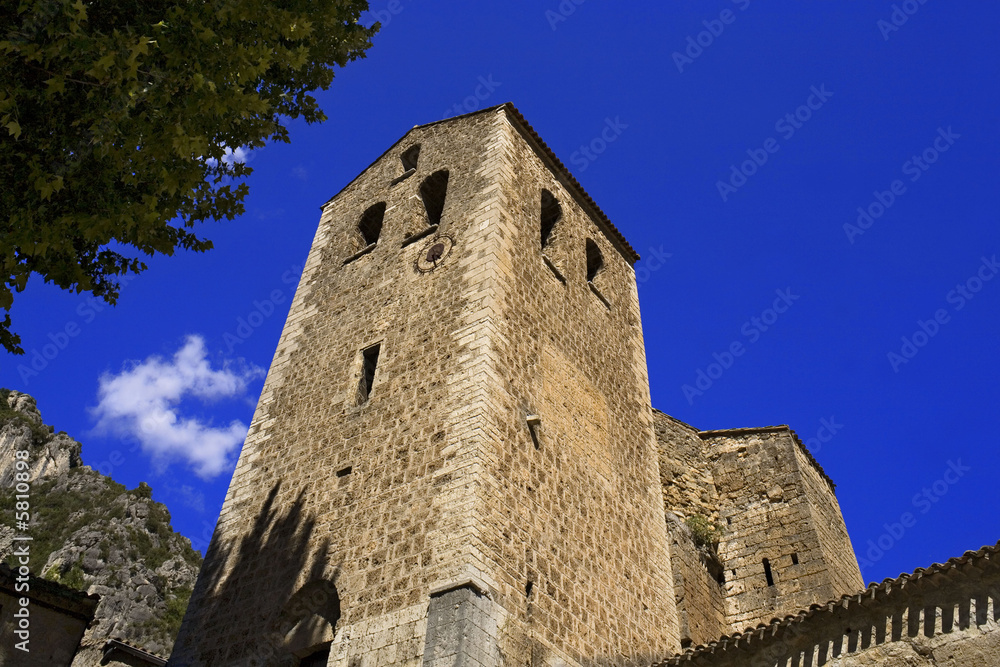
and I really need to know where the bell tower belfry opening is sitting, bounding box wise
[170,104,679,666]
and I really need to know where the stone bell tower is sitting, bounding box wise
[170,103,679,666]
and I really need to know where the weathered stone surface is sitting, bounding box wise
[161,104,996,667]
[171,104,678,666]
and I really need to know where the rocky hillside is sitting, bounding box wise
[0,389,202,663]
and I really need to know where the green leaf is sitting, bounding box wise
[0,0,378,355]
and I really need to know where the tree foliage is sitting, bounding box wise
[0,0,376,353]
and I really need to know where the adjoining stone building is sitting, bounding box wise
[0,563,98,666]
[168,103,999,666]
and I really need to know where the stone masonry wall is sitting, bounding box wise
[703,428,860,633]
[653,412,719,524]
[171,105,681,667]
[665,516,728,652]
[788,433,863,602]
[457,107,680,664]
[653,411,728,649]
[172,109,514,666]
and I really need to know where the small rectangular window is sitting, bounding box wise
[791,552,799,565]
[357,344,381,404]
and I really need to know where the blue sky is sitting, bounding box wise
[2,1,998,585]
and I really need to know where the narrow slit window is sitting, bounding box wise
[540,189,561,249]
[762,558,774,586]
[358,202,386,247]
[401,144,421,171]
[357,344,381,405]
[585,238,604,282]
[791,552,799,565]
[420,170,450,227]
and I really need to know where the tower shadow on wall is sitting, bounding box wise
[169,482,339,667]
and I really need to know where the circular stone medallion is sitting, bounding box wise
[416,235,454,273]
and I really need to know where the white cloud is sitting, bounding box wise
[91,335,264,479]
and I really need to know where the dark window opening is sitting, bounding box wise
[336,466,353,477]
[726,517,732,525]
[585,238,604,282]
[357,344,381,405]
[762,558,774,586]
[540,189,561,249]
[358,202,386,247]
[401,144,421,171]
[420,170,449,227]
[791,552,799,565]
[299,644,331,667]
[525,580,534,597]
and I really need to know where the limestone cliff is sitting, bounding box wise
[0,389,202,664]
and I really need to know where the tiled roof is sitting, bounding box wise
[102,638,168,666]
[656,540,1000,666]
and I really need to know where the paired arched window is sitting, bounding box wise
[400,144,421,172]
[585,238,604,282]
[358,202,386,247]
[540,189,562,250]
[419,170,450,227]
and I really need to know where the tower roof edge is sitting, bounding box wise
[320,103,641,264]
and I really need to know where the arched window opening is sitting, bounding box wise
[540,189,561,249]
[276,580,341,664]
[401,144,421,172]
[762,558,775,587]
[420,170,450,227]
[358,202,386,247]
[585,238,604,282]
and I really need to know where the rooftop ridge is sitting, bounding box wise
[102,638,169,665]
[652,408,701,434]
